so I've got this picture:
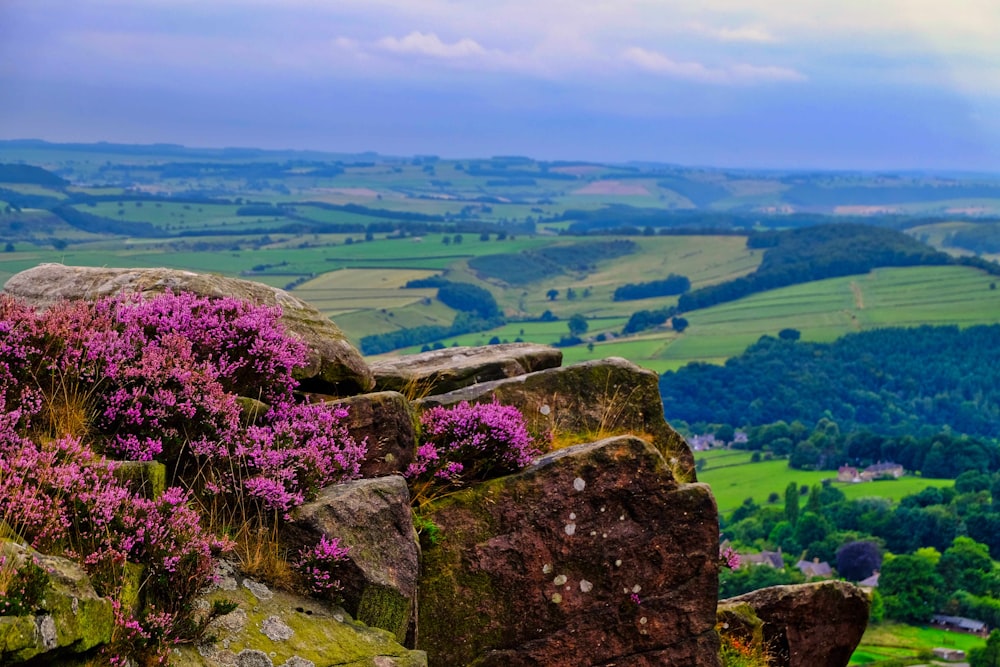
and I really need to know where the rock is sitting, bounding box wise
[417,436,719,666]
[289,476,419,644]
[327,392,416,478]
[370,344,562,396]
[416,357,697,483]
[0,541,114,664]
[174,569,426,667]
[721,581,870,667]
[2,264,374,395]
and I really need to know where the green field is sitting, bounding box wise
[375,263,1000,372]
[850,622,985,664]
[696,451,952,516]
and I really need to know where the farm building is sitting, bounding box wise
[931,614,988,636]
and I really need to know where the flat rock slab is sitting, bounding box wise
[370,344,562,396]
[2,264,373,395]
[722,581,870,667]
[417,436,719,666]
[416,357,696,483]
[175,564,426,667]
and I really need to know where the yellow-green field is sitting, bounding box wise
[370,263,1000,372]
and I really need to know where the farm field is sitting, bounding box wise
[396,264,1000,373]
[850,622,985,664]
[695,450,952,516]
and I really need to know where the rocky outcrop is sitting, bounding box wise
[2,264,373,394]
[329,392,416,478]
[0,541,114,663]
[176,562,426,667]
[290,476,420,645]
[416,357,697,482]
[417,435,720,667]
[370,343,562,396]
[720,581,870,667]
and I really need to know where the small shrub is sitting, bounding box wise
[0,554,49,616]
[718,633,771,667]
[407,399,540,507]
[296,535,350,597]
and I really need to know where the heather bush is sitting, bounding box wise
[0,291,364,663]
[407,399,541,506]
[296,535,351,597]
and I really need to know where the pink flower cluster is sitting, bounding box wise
[0,290,366,657]
[407,399,540,487]
[0,292,365,516]
[296,535,351,596]
[720,545,741,571]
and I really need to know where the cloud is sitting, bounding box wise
[377,31,488,59]
[709,25,777,43]
[622,46,805,84]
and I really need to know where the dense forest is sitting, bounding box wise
[612,274,691,301]
[660,325,1000,437]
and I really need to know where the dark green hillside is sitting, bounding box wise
[0,163,68,187]
[659,325,1000,437]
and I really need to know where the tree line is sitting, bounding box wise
[660,325,1000,439]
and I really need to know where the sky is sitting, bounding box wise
[2,0,1000,171]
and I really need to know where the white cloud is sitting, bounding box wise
[710,25,777,43]
[622,46,805,84]
[377,31,488,59]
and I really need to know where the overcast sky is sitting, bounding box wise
[2,0,1000,170]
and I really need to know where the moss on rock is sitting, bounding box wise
[175,573,426,667]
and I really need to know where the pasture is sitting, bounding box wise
[695,451,952,517]
[850,622,985,664]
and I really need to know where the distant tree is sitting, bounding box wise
[587,342,594,352]
[784,482,800,525]
[793,511,832,551]
[364,230,374,241]
[3,242,13,252]
[869,589,885,624]
[453,234,463,244]
[767,491,780,504]
[880,554,945,623]
[938,536,994,596]
[768,520,799,554]
[836,541,882,581]
[442,235,451,245]
[567,314,588,337]
[566,287,577,301]
[672,317,689,333]
[488,336,501,345]
[479,232,490,241]
[778,328,801,341]
[715,424,735,443]
[539,310,558,322]
[970,629,1000,667]
[546,289,559,301]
